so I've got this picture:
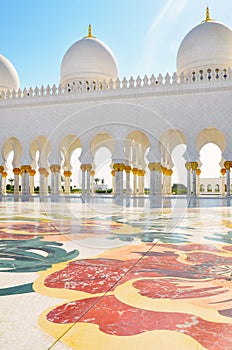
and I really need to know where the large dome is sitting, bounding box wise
[60,26,118,87]
[0,54,20,91]
[177,8,232,74]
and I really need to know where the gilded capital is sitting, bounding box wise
[2,171,7,178]
[13,168,21,175]
[191,162,198,171]
[111,170,115,177]
[30,169,36,176]
[185,162,192,171]
[224,161,231,170]
[39,167,47,175]
[113,163,124,172]
[50,164,61,173]
[21,165,32,173]
[85,164,92,172]
[125,166,131,174]
[196,169,201,176]
[221,168,226,176]
[64,170,72,177]
[90,170,95,177]
[132,167,138,175]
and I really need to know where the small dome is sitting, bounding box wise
[0,54,20,91]
[177,8,232,74]
[60,25,118,87]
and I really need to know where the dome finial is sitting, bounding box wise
[202,6,215,23]
[84,24,96,38]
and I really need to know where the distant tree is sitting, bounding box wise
[94,178,100,185]
[101,178,105,184]
[8,178,14,187]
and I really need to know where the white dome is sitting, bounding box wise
[60,27,118,86]
[0,54,20,91]
[177,11,232,74]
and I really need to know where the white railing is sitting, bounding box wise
[1,67,231,101]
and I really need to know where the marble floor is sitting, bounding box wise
[0,197,232,349]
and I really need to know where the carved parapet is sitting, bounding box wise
[113,163,124,172]
[64,170,72,177]
[21,165,32,173]
[50,164,61,173]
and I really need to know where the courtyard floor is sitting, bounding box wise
[0,196,232,349]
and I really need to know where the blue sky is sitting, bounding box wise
[1,0,232,89]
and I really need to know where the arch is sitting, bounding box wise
[159,129,187,167]
[200,184,205,192]
[60,135,82,170]
[196,127,226,154]
[2,137,22,168]
[207,184,212,192]
[90,132,114,157]
[124,130,150,168]
[30,135,51,169]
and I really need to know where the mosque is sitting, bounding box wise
[0,7,232,198]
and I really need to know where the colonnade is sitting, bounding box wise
[0,160,230,198]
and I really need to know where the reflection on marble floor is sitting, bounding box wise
[0,198,232,349]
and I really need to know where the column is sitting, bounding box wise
[45,171,49,195]
[39,168,47,195]
[113,163,124,197]
[148,163,162,197]
[111,170,115,195]
[138,170,145,195]
[224,161,231,197]
[2,172,7,195]
[132,168,138,195]
[166,169,173,195]
[0,166,3,195]
[80,164,86,195]
[185,162,192,197]
[64,170,72,195]
[162,166,167,196]
[221,168,226,197]
[191,162,198,197]
[21,165,31,195]
[125,166,131,196]
[196,168,201,196]
[30,169,36,195]
[13,168,21,195]
[50,165,61,195]
[85,164,92,195]
[90,170,95,195]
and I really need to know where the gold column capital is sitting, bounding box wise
[21,165,32,173]
[39,167,47,175]
[224,161,231,170]
[221,168,226,176]
[196,169,201,176]
[85,164,92,172]
[185,162,192,171]
[113,163,124,172]
[191,162,198,171]
[148,162,161,172]
[125,166,131,174]
[64,170,72,177]
[13,168,21,175]
[111,170,115,177]
[90,170,95,177]
[0,166,4,173]
[2,171,7,178]
[50,164,61,173]
[30,169,36,176]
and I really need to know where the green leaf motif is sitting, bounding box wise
[0,237,79,273]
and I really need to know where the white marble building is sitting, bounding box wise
[0,8,232,198]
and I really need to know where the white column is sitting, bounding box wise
[111,170,115,195]
[226,169,231,197]
[125,166,131,195]
[0,170,2,195]
[64,171,72,195]
[113,163,124,196]
[39,168,46,195]
[2,172,7,195]
[30,170,36,195]
[221,168,226,197]
[50,165,61,195]
[21,166,31,195]
[81,164,86,195]
[185,162,192,197]
[13,168,20,195]
[149,163,162,197]
[86,165,92,195]
[132,168,138,195]
[90,170,95,195]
